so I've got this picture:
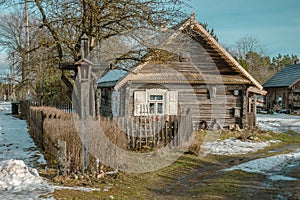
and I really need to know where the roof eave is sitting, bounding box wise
[289,78,300,89]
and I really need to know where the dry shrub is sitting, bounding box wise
[30,106,127,173]
[220,128,263,142]
[99,117,127,150]
[41,107,81,173]
[187,130,207,155]
[89,117,128,171]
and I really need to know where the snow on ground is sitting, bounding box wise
[209,114,300,181]
[201,138,280,155]
[0,102,53,199]
[0,102,11,111]
[54,186,101,192]
[201,113,300,156]
[223,149,300,181]
[0,159,54,200]
[257,113,300,133]
[0,101,46,168]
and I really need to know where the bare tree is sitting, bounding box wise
[233,35,265,60]
[0,5,71,102]
[1,0,189,99]
[0,9,29,94]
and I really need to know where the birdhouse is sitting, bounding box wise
[76,59,93,82]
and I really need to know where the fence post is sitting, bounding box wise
[57,139,68,175]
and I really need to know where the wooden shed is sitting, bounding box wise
[263,63,300,112]
[97,15,265,130]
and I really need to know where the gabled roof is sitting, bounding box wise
[75,58,94,65]
[181,13,263,90]
[98,13,264,93]
[263,64,300,88]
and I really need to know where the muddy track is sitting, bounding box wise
[150,144,300,199]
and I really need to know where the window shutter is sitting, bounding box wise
[111,91,120,117]
[134,91,147,116]
[166,91,178,115]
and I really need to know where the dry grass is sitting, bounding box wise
[37,116,300,199]
[30,107,127,174]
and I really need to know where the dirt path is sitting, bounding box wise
[50,131,300,200]
[149,143,300,200]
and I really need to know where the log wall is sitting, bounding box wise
[121,83,245,129]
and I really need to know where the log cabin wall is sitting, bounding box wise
[120,82,247,129]
[291,81,300,109]
[265,81,300,111]
[265,87,289,111]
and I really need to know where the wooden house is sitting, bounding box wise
[97,15,265,130]
[263,63,300,112]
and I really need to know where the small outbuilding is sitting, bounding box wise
[263,63,300,112]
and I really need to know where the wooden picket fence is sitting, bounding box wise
[109,111,193,150]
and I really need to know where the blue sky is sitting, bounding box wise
[188,0,300,57]
[1,0,299,73]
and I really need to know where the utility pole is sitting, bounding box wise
[24,0,30,100]
[9,53,15,101]
[21,0,28,83]
[25,0,29,51]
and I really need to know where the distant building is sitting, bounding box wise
[263,63,300,112]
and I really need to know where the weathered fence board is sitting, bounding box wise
[108,111,193,150]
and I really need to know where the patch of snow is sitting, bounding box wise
[0,101,11,111]
[0,159,54,199]
[269,175,298,181]
[223,150,300,181]
[257,114,300,133]
[0,105,46,167]
[201,138,280,155]
[54,185,100,192]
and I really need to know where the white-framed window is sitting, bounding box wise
[134,89,178,116]
[149,94,164,115]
